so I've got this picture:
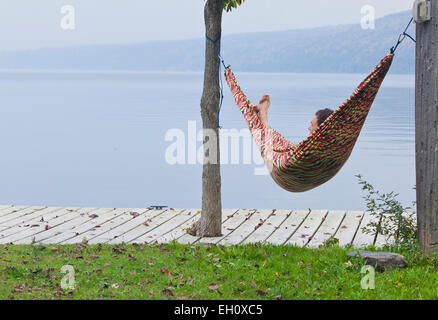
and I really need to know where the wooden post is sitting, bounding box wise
[416,0,438,253]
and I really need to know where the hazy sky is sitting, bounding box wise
[0,0,413,51]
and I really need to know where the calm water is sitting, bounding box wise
[0,70,415,211]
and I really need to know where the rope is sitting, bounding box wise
[390,18,416,54]
[206,34,229,129]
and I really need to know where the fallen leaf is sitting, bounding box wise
[257,289,267,296]
[209,283,219,290]
[160,266,171,276]
[160,288,174,296]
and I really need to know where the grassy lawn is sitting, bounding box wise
[1,241,437,300]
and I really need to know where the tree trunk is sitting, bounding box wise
[416,0,438,253]
[191,0,223,237]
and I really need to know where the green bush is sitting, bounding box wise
[356,174,417,250]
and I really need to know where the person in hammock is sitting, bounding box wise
[253,94,334,151]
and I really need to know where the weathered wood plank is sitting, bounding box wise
[285,210,328,247]
[0,206,45,224]
[0,206,26,218]
[307,210,346,248]
[0,204,377,247]
[64,208,153,244]
[0,207,75,240]
[333,211,364,247]
[98,209,179,244]
[0,206,29,217]
[139,209,200,244]
[218,209,274,245]
[93,209,177,244]
[58,208,147,244]
[121,209,187,244]
[198,209,256,245]
[352,211,379,247]
[153,209,230,244]
[265,210,310,245]
[177,209,243,244]
[0,207,64,228]
[9,208,97,244]
[17,208,113,244]
[242,209,291,244]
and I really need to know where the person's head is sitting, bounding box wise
[308,108,334,134]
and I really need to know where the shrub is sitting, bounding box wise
[356,174,417,250]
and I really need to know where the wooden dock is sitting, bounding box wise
[0,205,395,247]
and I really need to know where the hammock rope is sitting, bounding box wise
[205,34,228,129]
[390,18,416,54]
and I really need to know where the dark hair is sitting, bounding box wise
[315,108,334,126]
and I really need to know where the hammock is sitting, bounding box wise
[224,53,394,193]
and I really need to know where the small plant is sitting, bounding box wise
[356,174,417,249]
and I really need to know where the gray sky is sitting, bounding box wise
[0,0,413,51]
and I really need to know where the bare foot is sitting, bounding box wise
[255,94,270,127]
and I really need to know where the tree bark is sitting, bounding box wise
[191,0,223,237]
[416,0,438,253]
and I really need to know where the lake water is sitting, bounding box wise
[0,70,415,211]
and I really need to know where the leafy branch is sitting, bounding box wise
[356,174,417,249]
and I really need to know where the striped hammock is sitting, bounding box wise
[224,53,394,193]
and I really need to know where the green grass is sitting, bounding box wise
[1,242,438,300]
